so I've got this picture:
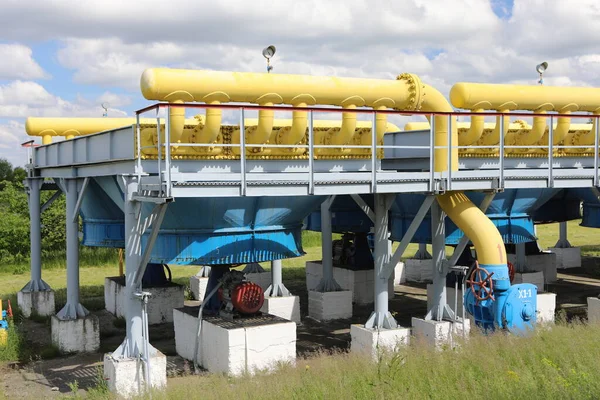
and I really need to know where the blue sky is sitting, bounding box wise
[1,0,599,166]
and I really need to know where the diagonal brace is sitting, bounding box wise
[350,193,375,223]
[41,190,62,213]
[447,192,496,267]
[381,195,435,279]
[133,203,169,287]
[71,177,89,223]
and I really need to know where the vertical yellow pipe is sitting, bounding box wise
[169,100,185,143]
[480,110,510,146]
[457,109,485,146]
[42,135,52,145]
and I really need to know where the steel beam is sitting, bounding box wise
[350,193,375,223]
[133,203,169,287]
[40,190,62,214]
[71,177,89,223]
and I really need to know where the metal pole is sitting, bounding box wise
[548,115,554,187]
[321,199,333,283]
[240,107,246,196]
[65,178,80,315]
[308,110,314,195]
[28,179,42,287]
[515,242,526,272]
[156,108,162,195]
[165,105,172,197]
[447,114,452,190]
[429,114,435,191]
[430,200,446,321]
[499,113,505,188]
[371,111,377,193]
[136,113,142,177]
[595,115,599,187]
[271,259,283,294]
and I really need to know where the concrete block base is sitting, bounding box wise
[245,272,272,292]
[308,290,353,321]
[513,272,545,292]
[189,275,209,301]
[104,351,167,399]
[394,262,406,285]
[508,252,557,284]
[260,296,301,323]
[550,247,581,269]
[587,297,600,324]
[537,292,557,324]
[350,325,410,359]
[173,307,296,375]
[51,314,100,353]
[104,277,184,324]
[411,318,470,349]
[404,259,432,283]
[17,290,55,318]
[305,261,394,305]
[426,285,475,326]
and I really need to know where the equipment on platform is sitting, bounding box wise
[218,270,265,320]
[141,263,172,287]
[464,262,537,333]
[332,233,374,270]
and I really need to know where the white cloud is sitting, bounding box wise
[0,120,28,167]
[0,44,48,80]
[0,81,128,118]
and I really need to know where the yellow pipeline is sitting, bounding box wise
[26,117,156,145]
[437,192,506,265]
[563,113,600,154]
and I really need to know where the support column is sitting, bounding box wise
[265,260,290,297]
[515,242,527,272]
[262,259,300,322]
[550,221,581,269]
[316,198,341,291]
[426,201,453,321]
[56,178,88,320]
[104,176,166,397]
[190,266,211,301]
[18,178,55,317]
[414,243,432,260]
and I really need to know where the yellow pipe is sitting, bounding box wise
[420,84,457,171]
[480,111,510,147]
[437,191,506,265]
[457,109,485,146]
[26,117,155,138]
[564,112,600,154]
[505,110,546,153]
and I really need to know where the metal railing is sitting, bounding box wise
[134,103,600,197]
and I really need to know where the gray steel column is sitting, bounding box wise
[21,178,51,292]
[515,242,526,272]
[365,194,397,329]
[555,221,571,248]
[415,243,432,259]
[429,200,448,321]
[56,179,88,320]
[265,259,290,297]
[315,198,341,292]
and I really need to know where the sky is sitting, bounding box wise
[1,0,600,166]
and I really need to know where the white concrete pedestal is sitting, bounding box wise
[508,252,557,284]
[404,259,433,283]
[587,297,600,324]
[308,290,353,321]
[306,261,394,304]
[394,262,406,285]
[51,314,100,353]
[173,308,296,376]
[537,292,557,324]
[350,325,410,359]
[513,272,545,293]
[189,275,209,301]
[411,318,470,350]
[260,296,301,323]
[104,277,185,324]
[426,285,475,326]
[245,272,272,292]
[104,351,167,399]
[17,290,55,318]
[549,247,581,269]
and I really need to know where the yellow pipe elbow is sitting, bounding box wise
[457,109,484,146]
[437,191,506,266]
[192,101,222,145]
[245,102,275,147]
[420,84,457,172]
[326,104,357,146]
[564,112,600,153]
[375,107,387,144]
[42,135,52,145]
[480,111,509,146]
[276,102,307,146]
[168,100,185,144]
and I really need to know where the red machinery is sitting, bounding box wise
[218,270,264,319]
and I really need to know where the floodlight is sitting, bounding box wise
[262,45,276,60]
[536,62,548,74]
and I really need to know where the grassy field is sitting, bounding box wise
[1,223,600,398]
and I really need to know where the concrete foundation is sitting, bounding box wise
[537,292,557,324]
[350,325,410,359]
[51,314,100,353]
[513,272,545,292]
[308,290,353,321]
[17,290,55,318]
[426,285,475,325]
[189,275,209,301]
[104,351,167,399]
[260,296,301,323]
[587,297,600,324]
[173,307,296,375]
[411,318,470,349]
[404,259,433,283]
[245,272,272,292]
[104,277,184,324]
[306,261,394,304]
[394,261,406,285]
[549,247,582,269]
[508,251,557,284]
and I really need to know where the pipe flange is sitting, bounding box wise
[396,73,424,111]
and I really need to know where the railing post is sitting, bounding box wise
[548,115,554,188]
[499,111,505,189]
[371,111,377,193]
[156,107,162,196]
[595,115,599,187]
[429,114,435,192]
[308,110,314,195]
[447,114,452,190]
[165,104,172,197]
[240,107,246,196]
[136,112,142,180]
